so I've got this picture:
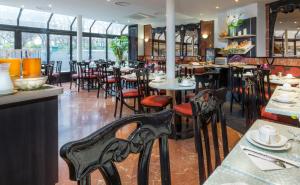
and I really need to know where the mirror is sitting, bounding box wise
[273,11,300,57]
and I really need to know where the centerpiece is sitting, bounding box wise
[226,13,243,36]
[110,36,128,66]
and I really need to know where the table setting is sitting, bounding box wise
[149,75,196,91]
[205,119,300,185]
[268,73,300,85]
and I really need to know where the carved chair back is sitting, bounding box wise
[191,88,228,185]
[60,110,173,185]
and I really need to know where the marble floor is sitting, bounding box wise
[57,84,242,185]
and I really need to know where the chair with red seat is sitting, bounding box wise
[113,68,141,118]
[69,61,78,90]
[52,61,62,86]
[77,62,97,92]
[136,68,173,113]
[96,63,116,98]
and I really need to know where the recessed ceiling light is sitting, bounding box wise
[235,0,239,2]
[127,20,130,23]
[294,21,298,24]
[216,6,220,9]
[48,4,52,8]
[279,21,283,24]
[21,5,25,8]
[107,0,111,2]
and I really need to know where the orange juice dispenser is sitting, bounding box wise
[22,50,41,78]
[0,50,22,80]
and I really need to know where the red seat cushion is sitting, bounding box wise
[174,103,192,117]
[141,95,172,107]
[107,78,116,83]
[261,106,298,125]
[72,74,78,79]
[122,89,139,98]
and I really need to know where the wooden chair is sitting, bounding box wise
[136,68,173,113]
[191,88,229,185]
[114,68,141,118]
[96,63,116,99]
[77,62,97,92]
[44,64,54,84]
[53,61,62,86]
[60,110,173,185]
[69,61,78,90]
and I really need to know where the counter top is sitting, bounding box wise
[0,85,63,106]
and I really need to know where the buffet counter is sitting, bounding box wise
[0,85,63,185]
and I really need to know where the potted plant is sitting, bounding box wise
[109,36,128,66]
[226,13,244,36]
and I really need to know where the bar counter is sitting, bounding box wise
[0,85,63,185]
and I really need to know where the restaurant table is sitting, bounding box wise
[121,73,167,81]
[204,119,300,185]
[268,76,300,85]
[107,66,134,73]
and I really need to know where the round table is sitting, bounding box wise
[268,77,300,85]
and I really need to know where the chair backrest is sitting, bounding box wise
[69,61,77,74]
[55,61,62,73]
[190,88,228,184]
[113,67,124,97]
[77,62,90,78]
[96,63,109,83]
[194,72,220,93]
[60,110,173,185]
[136,68,151,97]
[256,69,271,106]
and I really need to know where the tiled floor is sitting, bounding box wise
[57,84,242,185]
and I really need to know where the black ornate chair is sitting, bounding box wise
[191,88,229,184]
[60,110,173,185]
[69,61,78,90]
[53,61,62,86]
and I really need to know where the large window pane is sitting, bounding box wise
[49,14,74,30]
[122,26,128,35]
[108,38,116,60]
[22,32,47,62]
[20,9,51,28]
[91,21,110,34]
[0,30,14,49]
[0,5,20,25]
[107,23,125,35]
[92,37,106,60]
[72,18,94,32]
[50,34,70,72]
[72,36,90,61]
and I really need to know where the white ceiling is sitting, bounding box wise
[0,0,275,26]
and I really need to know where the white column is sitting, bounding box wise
[77,15,83,62]
[166,0,175,80]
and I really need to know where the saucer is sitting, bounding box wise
[273,95,296,104]
[246,133,291,151]
[250,130,288,147]
[0,89,18,97]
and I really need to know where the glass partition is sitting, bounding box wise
[72,18,94,32]
[49,14,74,30]
[0,5,20,25]
[108,23,125,35]
[0,30,14,49]
[122,26,128,35]
[72,36,90,61]
[108,38,116,60]
[19,9,51,28]
[22,32,47,62]
[91,37,106,60]
[50,34,70,72]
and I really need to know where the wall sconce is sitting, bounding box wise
[144,38,149,42]
[202,34,209,39]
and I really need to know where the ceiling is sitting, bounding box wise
[0,0,276,26]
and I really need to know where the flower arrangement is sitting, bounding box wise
[226,13,244,36]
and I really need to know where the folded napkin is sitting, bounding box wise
[241,145,300,171]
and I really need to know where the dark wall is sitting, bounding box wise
[128,25,138,61]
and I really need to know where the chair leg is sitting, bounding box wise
[78,79,80,92]
[114,97,119,118]
[119,100,124,118]
[230,92,233,113]
[70,78,73,89]
[97,82,100,98]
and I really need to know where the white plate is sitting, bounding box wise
[246,134,291,151]
[0,89,18,96]
[278,88,297,92]
[250,130,288,147]
[179,83,194,87]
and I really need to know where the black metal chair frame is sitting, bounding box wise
[60,110,173,185]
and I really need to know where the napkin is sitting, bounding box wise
[241,145,300,171]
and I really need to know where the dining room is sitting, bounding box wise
[0,0,300,185]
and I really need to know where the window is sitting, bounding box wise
[107,23,125,35]
[19,9,51,28]
[72,36,90,61]
[22,32,47,62]
[0,30,14,49]
[122,26,128,35]
[72,18,94,32]
[108,38,116,60]
[50,34,70,72]
[49,14,74,30]
[0,5,20,25]
[91,21,110,34]
[91,37,106,60]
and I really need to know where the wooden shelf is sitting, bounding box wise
[223,45,255,55]
[221,35,256,39]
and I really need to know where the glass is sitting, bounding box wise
[0,58,21,78]
[0,63,14,94]
[107,23,125,35]
[0,30,14,49]
[50,34,71,72]
[91,21,110,34]
[22,58,41,78]
[72,18,94,32]
[0,5,20,25]
[49,14,74,30]
[22,32,47,62]
[72,36,90,61]
[122,26,128,35]
[91,37,106,60]
[19,9,51,28]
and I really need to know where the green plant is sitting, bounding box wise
[109,36,128,62]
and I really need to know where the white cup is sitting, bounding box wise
[182,79,190,85]
[283,83,291,89]
[286,74,293,79]
[258,125,279,144]
[154,76,161,81]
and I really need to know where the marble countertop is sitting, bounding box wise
[0,85,63,106]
